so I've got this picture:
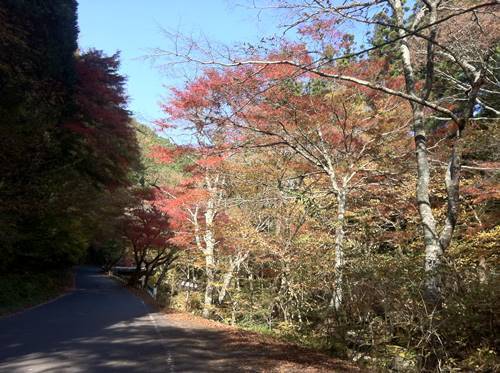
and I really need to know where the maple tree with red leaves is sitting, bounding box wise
[151,142,230,317]
[123,188,178,288]
[159,60,413,309]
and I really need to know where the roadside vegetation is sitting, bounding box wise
[0,270,73,317]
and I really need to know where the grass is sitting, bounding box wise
[239,321,328,349]
[0,269,73,317]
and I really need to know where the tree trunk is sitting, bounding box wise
[390,0,446,305]
[478,256,488,284]
[218,251,248,304]
[332,190,346,310]
[129,261,144,287]
[218,258,234,304]
[155,263,169,289]
[203,250,215,318]
[414,115,443,304]
[202,195,217,318]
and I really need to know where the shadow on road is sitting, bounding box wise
[0,266,357,372]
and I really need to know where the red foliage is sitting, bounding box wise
[63,50,138,187]
[124,189,174,250]
[150,145,190,164]
[462,180,500,203]
[149,140,227,250]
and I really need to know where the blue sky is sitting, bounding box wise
[77,1,277,128]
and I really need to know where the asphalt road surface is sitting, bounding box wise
[0,266,222,372]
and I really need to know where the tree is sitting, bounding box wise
[0,1,141,270]
[0,0,80,268]
[159,63,412,309]
[124,188,178,288]
[235,75,411,309]
[153,145,227,318]
[156,0,499,305]
[68,49,140,188]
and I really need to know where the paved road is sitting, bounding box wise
[0,267,197,372]
[0,266,358,373]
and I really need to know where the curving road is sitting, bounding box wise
[0,267,180,372]
[0,266,359,373]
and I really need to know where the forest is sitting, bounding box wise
[0,0,498,372]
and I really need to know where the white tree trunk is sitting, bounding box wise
[218,251,248,304]
[203,249,215,318]
[332,190,346,310]
[202,193,217,318]
[390,0,446,305]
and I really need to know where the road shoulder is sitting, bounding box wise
[158,310,363,372]
[121,281,362,372]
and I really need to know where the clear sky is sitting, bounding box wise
[77,1,276,129]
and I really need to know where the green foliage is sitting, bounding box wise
[87,240,125,271]
[134,121,186,186]
[0,270,72,316]
[0,2,143,271]
[368,11,402,75]
[0,0,80,270]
